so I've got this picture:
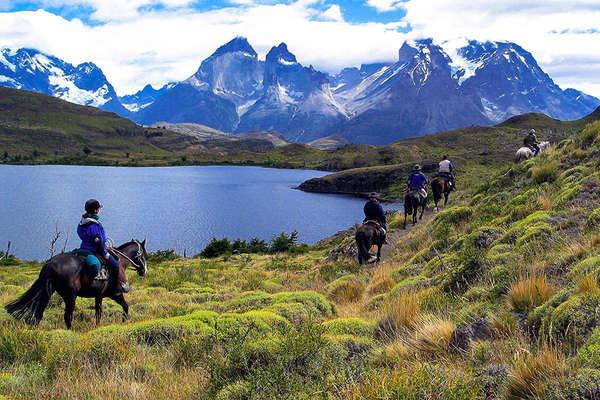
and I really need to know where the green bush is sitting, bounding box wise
[321,318,375,337]
[586,208,600,230]
[531,162,559,184]
[567,256,600,281]
[146,249,180,263]
[576,120,600,149]
[578,328,600,369]
[201,237,233,258]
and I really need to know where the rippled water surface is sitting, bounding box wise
[0,165,399,260]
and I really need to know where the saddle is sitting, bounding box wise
[363,219,381,227]
[67,248,109,276]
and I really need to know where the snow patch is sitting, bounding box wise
[278,58,296,66]
[49,70,109,107]
[0,50,16,72]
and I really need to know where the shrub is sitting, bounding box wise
[491,312,518,337]
[567,256,600,281]
[391,264,422,282]
[548,293,600,344]
[389,275,432,296]
[439,250,485,293]
[577,274,600,295]
[321,318,375,337]
[544,368,600,400]
[375,291,421,340]
[411,316,455,356]
[432,206,473,233]
[507,275,555,312]
[578,327,600,369]
[576,120,600,149]
[367,275,395,295]
[531,161,559,184]
[270,231,298,253]
[201,237,233,258]
[505,347,567,400]
[146,249,179,263]
[586,208,600,230]
[327,276,364,303]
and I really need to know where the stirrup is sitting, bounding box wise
[94,270,108,281]
[119,282,131,293]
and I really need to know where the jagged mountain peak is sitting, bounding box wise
[266,43,298,65]
[211,37,257,58]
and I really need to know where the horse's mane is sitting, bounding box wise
[117,240,136,251]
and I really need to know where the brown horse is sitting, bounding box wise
[404,190,426,229]
[355,222,384,264]
[431,176,452,211]
[5,240,148,329]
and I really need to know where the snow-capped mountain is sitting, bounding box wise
[326,39,600,144]
[135,37,263,131]
[236,43,348,141]
[330,39,490,144]
[0,47,127,115]
[452,40,599,123]
[136,38,348,140]
[119,82,177,113]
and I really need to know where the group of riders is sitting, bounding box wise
[76,129,544,281]
[362,128,543,243]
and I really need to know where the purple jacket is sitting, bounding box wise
[77,216,108,257]
[407,171,428,189]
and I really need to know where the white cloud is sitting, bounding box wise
[401,0,600,97]
[0,4,407,95]
[366,0,404,12]
[0,0,599,99]
[321,4,342,21]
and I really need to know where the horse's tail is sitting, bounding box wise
[355,229,371,264]
[5,265,54,326]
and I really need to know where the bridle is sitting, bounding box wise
[109,240,147,275]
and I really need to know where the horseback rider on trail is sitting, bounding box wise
[407,164,428,200]
[524,129,541,156]
[438,155,456,190]
[364,192,387,242]
[77,199,130,293]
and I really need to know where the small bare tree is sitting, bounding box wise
[0,241,11,262]
[50,223,63,258]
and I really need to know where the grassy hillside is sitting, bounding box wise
[3,85,599,173]
[1,120,600,399]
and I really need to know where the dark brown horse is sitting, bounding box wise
[431,176,452,211]
[355,222,384,264]
[404,190,426,229]
[5,240,147,329]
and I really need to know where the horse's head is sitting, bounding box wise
[117,239,148,276]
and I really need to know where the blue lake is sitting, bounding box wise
[0,165,399,261]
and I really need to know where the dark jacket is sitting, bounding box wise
[407,171,428,189]
[364,199,386,226]
[77,215,108,257]
[524,133,539,147]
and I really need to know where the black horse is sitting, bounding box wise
[5,240,148,329]
[431,176,452,211]
[355,222,384,264]
[404,190,426,229]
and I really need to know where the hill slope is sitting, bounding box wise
[2,119,600,399]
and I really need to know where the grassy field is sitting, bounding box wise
[1,120,600,399]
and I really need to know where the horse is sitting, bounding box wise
[404,190,426,229]
[515,141,550,162]
[431,175,452,212]
[5,239,148,329]
[355,222,384,264]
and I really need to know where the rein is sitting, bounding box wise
[107,239,145,272]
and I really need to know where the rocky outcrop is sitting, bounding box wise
[296,162,438,199]
[449,317,491,352]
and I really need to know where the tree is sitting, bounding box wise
[270,231,298,253]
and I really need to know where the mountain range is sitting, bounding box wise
[1,38,599,145]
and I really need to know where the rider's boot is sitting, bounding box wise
[119,281,131,293]
[94,269,108,281]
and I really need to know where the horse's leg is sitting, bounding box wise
[376,244,381,263]
[110,293,129,321]
[444,192,449,206]
[419,201,425,220]
[95,297,103,326]
[63,295,76,330]
[404,211,407,229]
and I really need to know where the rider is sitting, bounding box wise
[407,164,428,200]
[364,192,387,242]
[524,129,540,156]
[438,155,456,190]
[77,199,130,293]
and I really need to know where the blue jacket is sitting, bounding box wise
[77,216,108,257]
[364,200,386,225]
[408,171,428,189]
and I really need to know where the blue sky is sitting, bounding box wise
[0,0,599,97]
